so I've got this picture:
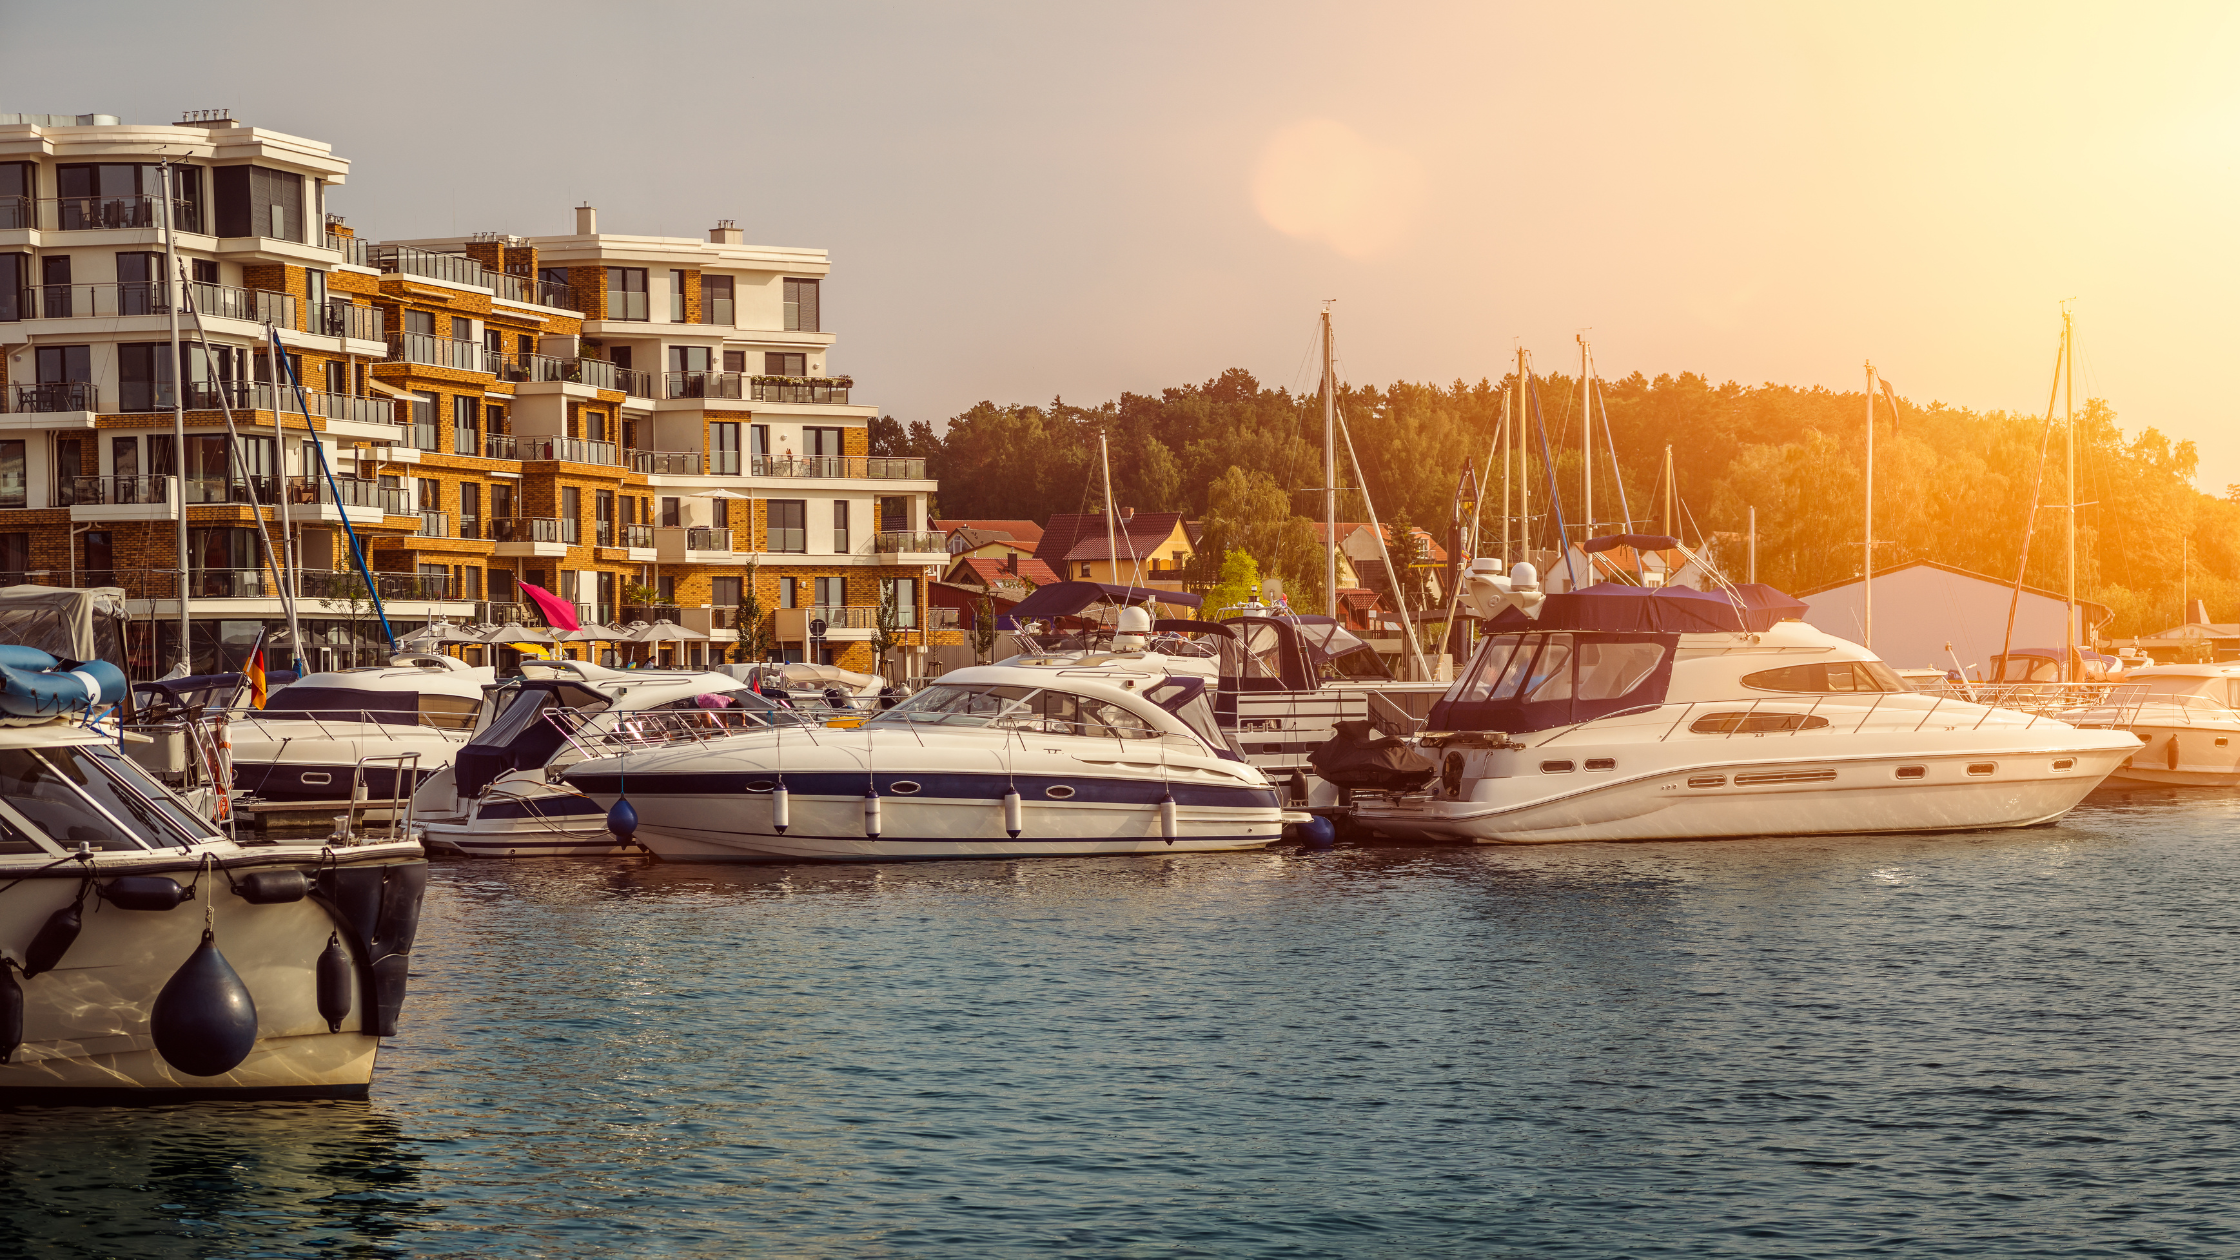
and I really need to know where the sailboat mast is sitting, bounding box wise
[161,159,190,673]
[1501,359,1514,566]
[1865,360,1876,653]
[1517,348,1531,565]
[1322,306,1337,617]
[1579,335,1592,547]
[1099,429,1118,587]
[2064,307,2076,681]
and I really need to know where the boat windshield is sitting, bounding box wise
[868,684,1159,739]
[0,745,213,850]
[261,684,480,729]
[1741,661,1908,694]
[1291,621,1393,682]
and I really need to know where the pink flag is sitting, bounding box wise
[519,582,579,632]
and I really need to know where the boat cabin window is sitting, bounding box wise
[868,683,1159,740]
[1291,621,1391,682]
[90,747,222,843]
[1741,660,1906,694]
[0,746,212,850]
[1445,634,1669,706]
[1690,711,1832,734]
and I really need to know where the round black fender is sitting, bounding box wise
[150,930,258,1077]
[0,964,20,1064]
[104,877,188,911]
[234,870,311,905]
[316,934,351,1034]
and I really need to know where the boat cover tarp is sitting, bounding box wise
[1006,580,1203,620]
[1307,720,1437,793]
[0,584,127,667]
[1484,581,1807,634]
[1429,630,1680,734]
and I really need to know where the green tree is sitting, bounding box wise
[1202,548,1260,617]
[733,564,769,664]
[874,580,902,680]
[972,587,999,664]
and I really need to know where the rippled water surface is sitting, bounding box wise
[6,787,2240,1257]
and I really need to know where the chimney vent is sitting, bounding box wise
[575,203,597,235]
[709,219,743,244]
[2190,599,2210,626]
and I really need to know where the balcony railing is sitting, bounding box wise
[385,332,484,373]
[747,454,927,480]
[663,371,746,400]
[35,196,201,233]
[492,352,650,397]
[282,387,395,426]
[686,527,733,552]
[185,282,294,327]
[872,530,945,554]
[414,511,448,538]
[0,197,26,231]
[623,523,654,548]
[182,475,279,506]
[752,376,851,404]
[604,290,649,321]
[519,436,619,466]
[489,517,565,544]
[71,474,172,505]
[8,282,292,327]
[371,243,491,289]
[809,606,881,630]
[92,568,460,603]
[631,449,701,475]
[458,515,482,540]
[488,270,580,311]
[324,233,372,266]
[285,476,401,512]
[483,433,518,460]
[10,382,96,413]
[314,301,384,342]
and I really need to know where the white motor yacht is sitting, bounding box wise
[2094,661,2240,786]
[413,660,814,858]
[229,654,493,801]
[563,652,1299,862]
[0,651,429,1101]
[1350,565,2139,844]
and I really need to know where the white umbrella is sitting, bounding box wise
[698,489,751,500]
[636,619,709,643]
[481,621,555,645]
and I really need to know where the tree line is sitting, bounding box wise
[868,366,2233,638]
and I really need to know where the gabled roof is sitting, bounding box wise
[1312,521,1450,565]
[1792,559,2112,622]
[935,518,1043,545]
[944,555,1060,589]
[1036,512,1191,563]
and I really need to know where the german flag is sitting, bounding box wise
[247,649,267,710]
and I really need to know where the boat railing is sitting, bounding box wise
[1914,680,2150,727]
[543,706,807,757]
[1530,690,2092,747]
[337,752,419,845]
[248,709,477,740]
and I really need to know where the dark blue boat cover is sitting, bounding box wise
[1485,581,1808,634]
[1005,580,1203,619]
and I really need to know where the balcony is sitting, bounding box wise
[287,476,404,513]
[631,449,701,475]
[9,382,96,413]
[385,332,484,373]
[489,270,579,311]
[32,196,201,233]
[686,527,732,553]
[752,376,852,405]
[185,282,294,328]
[0,197,25,230]
[492,353,651,397]
[745,454,927,480]
[489,517,566,544]
[288,388,396,427]
[519,436,619,467]
[313,301,384,342]
[72,474,172,505]
[414,511,449,538]
[91,568,460,603]
[872,530,946,556]
[324,233,372,267]
[371,243,491,289]
[483,433,519,460]
[623,523,654,548]
[7,282,291,327]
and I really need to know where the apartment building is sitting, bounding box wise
[0,111,952,678]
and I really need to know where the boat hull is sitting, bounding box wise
[422,792,633,859]
[2103,723,2240,786]
[0,846,426,1100]
[230,719,463,801]
[1357,744,2134,844]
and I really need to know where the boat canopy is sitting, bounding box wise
[1486,581,1807,635]
[0,584,127,669]
[1431,630,1679,734]
[1006,580,1203,621]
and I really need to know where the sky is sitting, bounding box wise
[14,1,2240,485]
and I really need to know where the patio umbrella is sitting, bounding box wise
[699,489,751,500]
[399,622,487,653]
[481,621,555,645]
[636,619,709,642]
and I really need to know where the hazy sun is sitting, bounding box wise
[1252,119,1427,259]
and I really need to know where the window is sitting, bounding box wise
[408,391,439,450]
[0,442,22,509]
[815,576,844,609]
[595,489,614,525]
[609,346,631,371]
[305,267,326,316]
[764,352,806,377]
[450,316,472,343]
[117,343,173,412]
[0,254,25,321]
[703,276,734,325]
[83,530,113,584]
[403,309,434,337]
[57,163,180,230]
[460,483,481,538]
[879,495,908,531]
[605,267,648,320]
[710,422,740,475]
[561,487,581,545]
[463,566,483,601]
[452,395,477,455]
[491,482,513,520]
[783,278,819,331]
[324,360,345,394]
[778,577,798,608]
[656,575,676,604]
[416,478,440,511]
[711,498,729,528]
[767,500,806,553]
[53,439,79,504]
[540,266,569,294]
[670,269,687,321]
[0,532,27,579]
[883,577,916,626]
[111,436,139,480]
[37,345,91,383]
[583,410,607,443]
[722,349,746,373]
[750,424,769,457]
[191,259,218,284]
[1742,661,1906,694]
[115,251,164,314]
[660,497,679,528]
[1690,712,1832,735]
[667,345,710,374]
[833,500,850,553]
[713,576,742,606]
[0,162,31,230]
[805,427,844,458]
[211,164,302,240]
[40,255,70,317]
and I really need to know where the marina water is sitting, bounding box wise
[4,788,2237,1257]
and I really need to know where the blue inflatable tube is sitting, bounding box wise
[0,646,128,719]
